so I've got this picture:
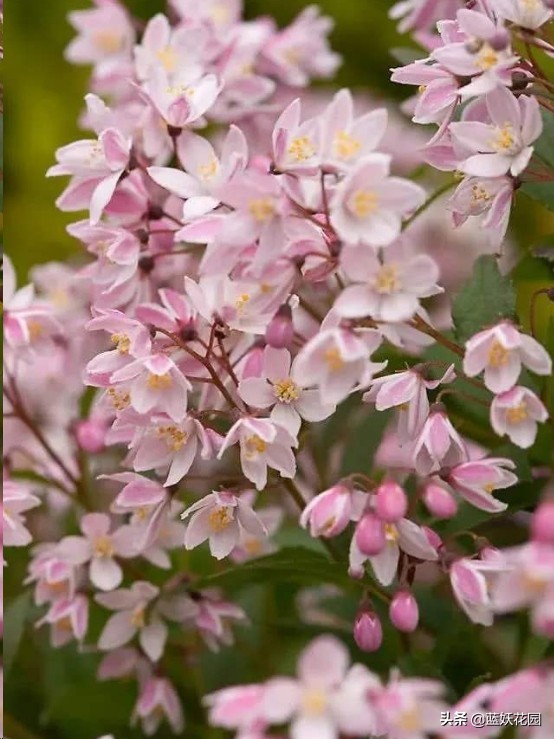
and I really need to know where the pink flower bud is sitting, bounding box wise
[375,481,408,522]
[544,0,554,10]
[531,500,554,544]
[423,525,442,552]
[488,28,510,51]
[242,344,265,379]
[422,482,458,519]
[355,512,386,555]
[300,484,353,538]
[389,590,419,632]
[265,304,294,349]
[75,419,106,453]
[353,610,383,652]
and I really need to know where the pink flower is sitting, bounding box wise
[448,175,514,248]
[134,12,202,81]
[109,353,192,422]
[490,386,548,448]
[128,414,216,486]
[183,591,247,651]
[431,9,517,98]
[238,347,335,437]
[37,594,89,647]
[231,502,283,563]
[65,0,135,67]
[96,581,167,661]
[335,247,442,322]
[413,405,468,475]
[350,517,438,585]
[218,417,297,490]
[463,322,551,393]
[446,457,518,513]
[390,62,459,126]
[3,479,40,546]
[300,483,357,538]
[293,316,385,405]
[26,546,76,605]
[259,5,340,87]
[363,364,455,442]
[450,87,542,177]
[204,684,266,731]
[330,154,425,247]
[47,125,131,224]
[262,635,373,739]
[2,255,61,351]
[147,124,248,220]
[182,490,267,560]
[491,542,554,636]
[375,675,449,738]
[133,676,184,736]
[494,0,553,30]
[142,66,221,128]
[272,99,321,175]
[450,550,506,626]
[58,513,137,591]
[321,89,388,171]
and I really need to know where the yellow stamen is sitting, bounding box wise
[487,339,510,367]
[323,347,344,372]
[244,435,267,457]
[491,123,515,152]
[156,425,188,451]
[476,43,499,71]
[302,688,327,716]
[249,198,275,222]
[505,402,528,424]
[130,606,146,628]
[471,184,492,203]
[146,372,173,390]
[111,333,131,354]
[93,30,123,54]
[350,189,379,218]
[287,136,316,162]
[374,263,400,294]
[273,378,300,403]
[207,506,233,532]
[197,157,219,181]
[385,523,399,541]
[93,535,114,558]
[397,708,421,731]
[156,46,178,73]
[334,130,362,160]
[107,387,131,411]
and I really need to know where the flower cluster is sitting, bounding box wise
[3,0,553,736]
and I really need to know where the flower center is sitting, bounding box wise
[111,333,131,354]
[385,523,398,541]
[58,616,74,632]
[487,339,510,367]
[249,198,275,222]
[273,378,300,403]
[235,293,251,313]
[334,130,361,160]
[243,537,263,555]
[476,42,499,71]
[374,263,400,294]
[397,707,421,731]
[93,535,114,558]
[197,157,219,181]
[491,123,516,153]
[156,424,188,451]
[130,605,146,628]
[93,30,124,54]
[302,688,328,716]
[147,372,173,390]
[505,402,528,424]
[323,347,344,372]
[27,320,44,341]
[471,184,491,203]
[107,387,131,411]
[350,189,379,218]
[288,136,316,162]
[208,506,234,532]
[244,435,267,456]
[156,46,178,73]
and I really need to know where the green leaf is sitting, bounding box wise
[452,255,517,342]
[520,182,554,212]
[531,109,554,169]
[197,546,356,591]
[3,591,32,674]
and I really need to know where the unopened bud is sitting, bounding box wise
[355,512,386,556]
[423,482,458,519]
[265,304,294,349]
[375,481,408,523]
[354,610,383,652]
[75,419,106,453]
[138,255,155,274]
[389,590,419,632]
[488,28,510,51]
[531,500,554,544]
[544,0,554,10]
